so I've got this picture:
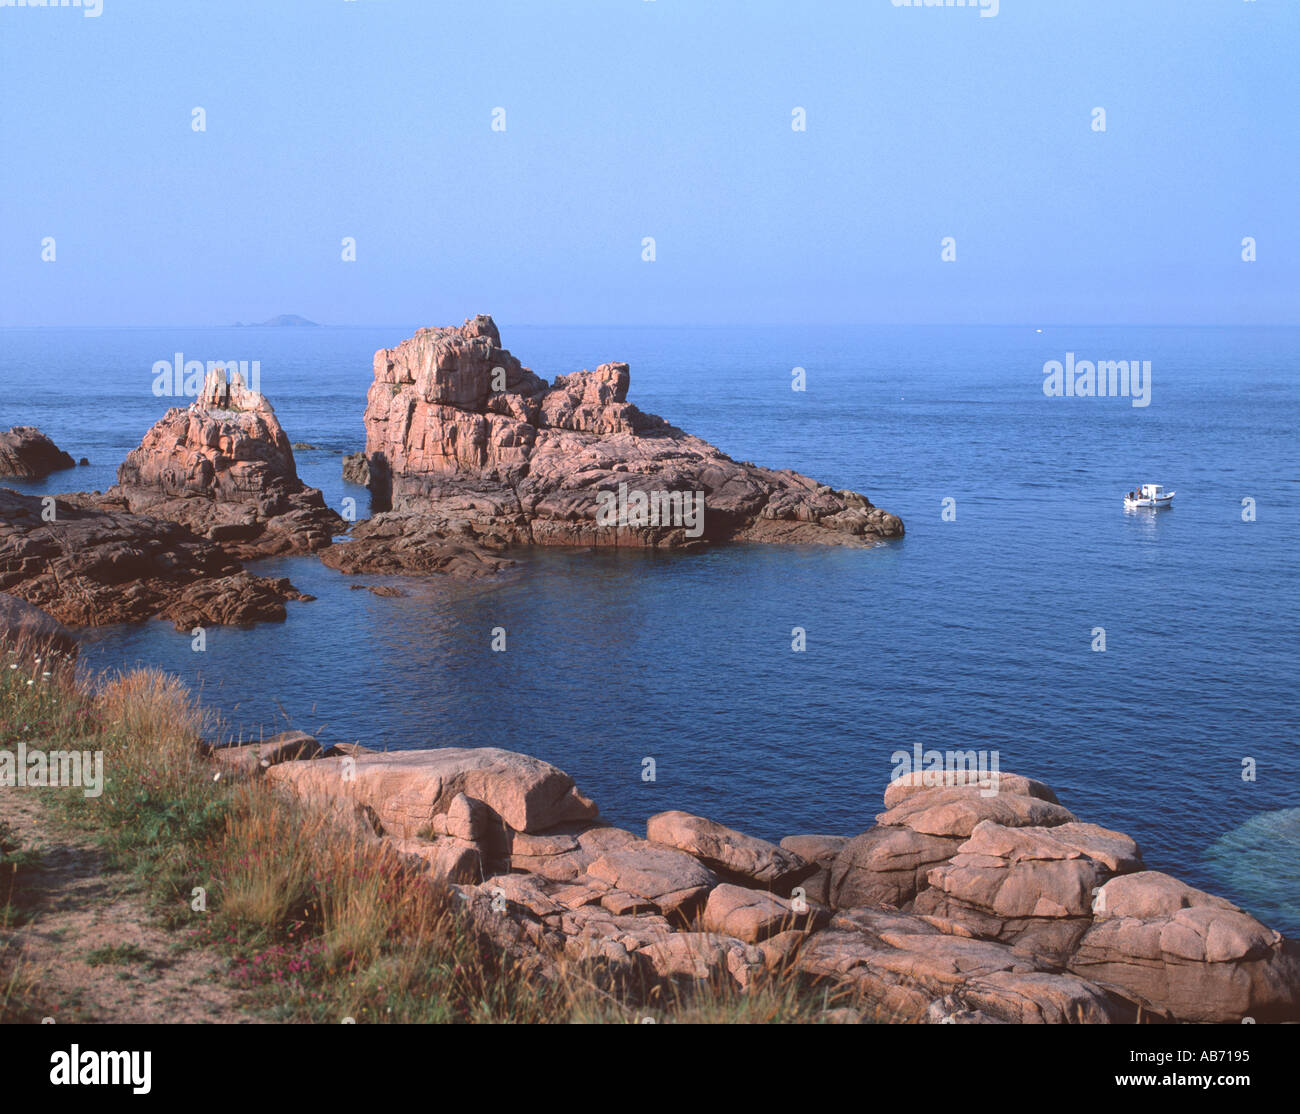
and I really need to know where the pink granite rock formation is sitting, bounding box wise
[105,367,343,558]
[249,739,1300,1024]
[333,316,902,572]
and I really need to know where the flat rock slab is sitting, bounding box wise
[264,746,598,838]
[481,873,563,917]
[209,731,321,777]
[586,843,718,919]
[883,770,1060,810]
[876,786,1075,839]
[940,970,1131,1025]
[637,932,762,984]
[955,820,1143,873]
[508,824,640,882]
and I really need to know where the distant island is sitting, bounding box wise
[233,315,319,327]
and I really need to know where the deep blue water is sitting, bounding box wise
[2,325,1297,933]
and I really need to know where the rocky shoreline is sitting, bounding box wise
[209,737,1299,1024]
[2,324,1295,1024]
[0,315,902,629]
[0,488,309,630]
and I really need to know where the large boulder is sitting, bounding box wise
[0,592,78,658]
[0,427,75,480]
[875,783,1076,840]
[646,811,814,893]
[264,747,598,840]
[830,827,964,909]
[1068,872,1300,1023]
[913,821,1144,963]
[701,883,829,942]
[883,769,1060,810]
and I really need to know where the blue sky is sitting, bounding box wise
[1,0,1296,326]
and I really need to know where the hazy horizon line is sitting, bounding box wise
[3,322,1298,331]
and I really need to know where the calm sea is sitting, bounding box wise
[2,324,1296,933]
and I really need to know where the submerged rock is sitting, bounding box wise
[1204,809,1300,938]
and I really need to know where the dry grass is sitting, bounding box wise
[96,667,209,755]
[2,651,899,1024]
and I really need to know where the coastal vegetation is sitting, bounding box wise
[0,634,876,1024]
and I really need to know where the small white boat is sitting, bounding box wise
[1124,483,1175,510]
